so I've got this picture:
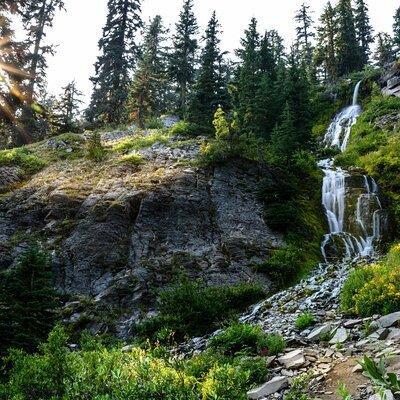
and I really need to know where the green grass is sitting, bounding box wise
[295,312,316,330]
[113,131,170,153]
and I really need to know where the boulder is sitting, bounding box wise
[247,376,288,399]
[373,312,400,329]
[307,324,332,341]
[329,327,349,344]
[278,349,306,369]
[369,390,394,400]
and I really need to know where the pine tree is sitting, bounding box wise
[87,0,142,125]
[354,0,373,65]
[169,0,198,113]
[335,0,363,75]
[315,1,338,83]
[188,12,227,129]
[270,102,297,161]
[394,6,400,56]
[374,32,395,68]
[54,81,83,132]
[234,18,261,135]
[21,0,65,104]
[294,3,315,64]
[0,1,32,144]
[283,52,313,151]
[0,245,58,354]
[128,15,169,128]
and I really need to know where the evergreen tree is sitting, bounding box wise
[252,31,285,139]
[21,0,65,104]
[294,3,315,64]
[315,1,338,83]
[354,0,373,65]
[394,6,400,56]
[188,12,227,129]
[374,32,395,68]
[128,15,169,128]
[283,53,313,151]
[270,103,297,161]
[0,1,31,144]
[87,0,142,125]
[0,245,58,354]
[335,0,363,75]
[234,18,261,135]
[54,80,83,132]
[169,0,198,113]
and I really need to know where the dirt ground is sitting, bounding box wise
[311,358,370,399]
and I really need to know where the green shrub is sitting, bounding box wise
[341,244,400,317]
[256,245,304,286]
[0,244,58,355]
[169,120,199,136]
[295,313,316,330]
[145,117,164,129]
[208,323,285,357]
[87,131,106,161]
[119,153,144,166]
[113,131,170,153]
[0,326,265,400]
[0,147,46,174]
[201,364,249,400]
[137,280,265,342]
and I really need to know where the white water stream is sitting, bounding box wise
[320,81,385,262]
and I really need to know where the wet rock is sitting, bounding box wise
[247,376,288,399]
[278,349,306,369]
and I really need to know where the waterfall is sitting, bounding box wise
[320,81,385,262]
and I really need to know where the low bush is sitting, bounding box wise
[169,120,200,136]
[86,131,106,161]
[295,313,316,330]
[119,153,144,166]
[137,279,265,342]
[208,323,285,357]
[113,131,170,153]
[145,117,164,129]
[0,326,265,400]
[0,146,46,174]
[341,244,400,317]
[295,312,316,330]
[255,245,304,287]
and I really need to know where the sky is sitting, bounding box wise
[41,0,399,104]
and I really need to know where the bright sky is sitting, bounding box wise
[43,0,399,104]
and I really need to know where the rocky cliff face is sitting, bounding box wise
[0,132,283,337]
[381,61,400,97]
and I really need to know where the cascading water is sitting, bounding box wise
[320,81,386,262]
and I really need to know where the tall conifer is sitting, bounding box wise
[294,3,315,64]
[87,0,142,125]
[188,12,227,129]
[170,0,198,113]
[394,6,400,56]
[128,16,169,128]
[354,0,373,65]
[335,0,363,75]
[315,2,337,83]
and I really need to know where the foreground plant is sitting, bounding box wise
[360,355,400,394]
